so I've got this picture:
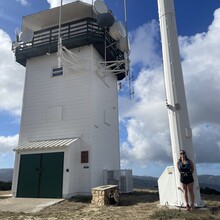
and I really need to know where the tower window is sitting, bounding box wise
[81,151,89,163]
[52,66,63,77]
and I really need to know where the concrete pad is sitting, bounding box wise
[0,193,12,199]
[0,197,64,213]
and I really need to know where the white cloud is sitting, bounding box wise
[192,124,220,163]
[0,23,24,169]
[0,151,15,169]
[120,67,172,168]
[130,20,161,67]
[16,0,29,6]
[47,0,92,8]
[0,30,25,116]
[179,8,220,163]
[0,134,18,168]
[180,10,220,127]
[0,134,19,153]
[119,8,220,170]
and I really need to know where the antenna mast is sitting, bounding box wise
[58,0,63,68]
[123,0,133,99]
[157,0,202,207]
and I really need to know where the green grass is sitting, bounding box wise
[150,206,220,220]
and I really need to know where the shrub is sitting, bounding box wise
[0,181,12,190]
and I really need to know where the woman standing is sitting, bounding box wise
[177,150,195,211]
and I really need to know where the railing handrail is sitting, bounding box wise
[17,17,104,50]
[13,17,124,65]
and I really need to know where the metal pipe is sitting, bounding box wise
[58,0,63,68]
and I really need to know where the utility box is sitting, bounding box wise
[103,170,133,193]
[158,165,204,207]
[158,166,179,206]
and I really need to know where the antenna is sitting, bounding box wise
[124,0,128,39]
[19,28,34,43]
[97,12,114,28]
[123,0,130,56]
[56,0,84,71]
[60,45,84,71]
[57,0,63,68]
[94,0,114,28]
[15,28,20,42]
[12,29,21,52]
[94,0,131,88]
[123,0,133,99]
[109,21,126,41]
[116,36,130,53]
[93,0,108,15]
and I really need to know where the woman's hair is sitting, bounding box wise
[178,150,189,161]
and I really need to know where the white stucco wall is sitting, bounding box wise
[90,47,120,188]
[14,44,120,196]
[63,138,81,197]
[19,45,92,144]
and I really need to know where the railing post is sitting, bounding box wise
[49,29,52,53]
[87,18,89,41]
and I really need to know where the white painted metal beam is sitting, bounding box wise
[158,0,202,206]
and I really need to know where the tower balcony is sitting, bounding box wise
[13,17,125,80]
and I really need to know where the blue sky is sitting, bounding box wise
[0,0,220,177]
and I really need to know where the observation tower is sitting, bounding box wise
[12,0,130,198]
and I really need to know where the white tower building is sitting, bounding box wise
[12,1,128,198]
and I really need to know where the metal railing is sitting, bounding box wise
[14,17,123,61]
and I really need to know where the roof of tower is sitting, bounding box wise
[22,1,96,32]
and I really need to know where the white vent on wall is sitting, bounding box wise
[103,169,133,193]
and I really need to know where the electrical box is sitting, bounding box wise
[158,166,179,206]
[103,169,133,193]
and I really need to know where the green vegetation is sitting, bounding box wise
[0,181,11,191]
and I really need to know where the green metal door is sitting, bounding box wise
[17,152,64,198]
[39,152,64,198]
[17,154,41,198]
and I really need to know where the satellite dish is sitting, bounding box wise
[19,28,34,43]
[93,0,108,15]
[109,21,126,41]
[97,12,115,28]
[13,41,20,48]
[116,36,130,53]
